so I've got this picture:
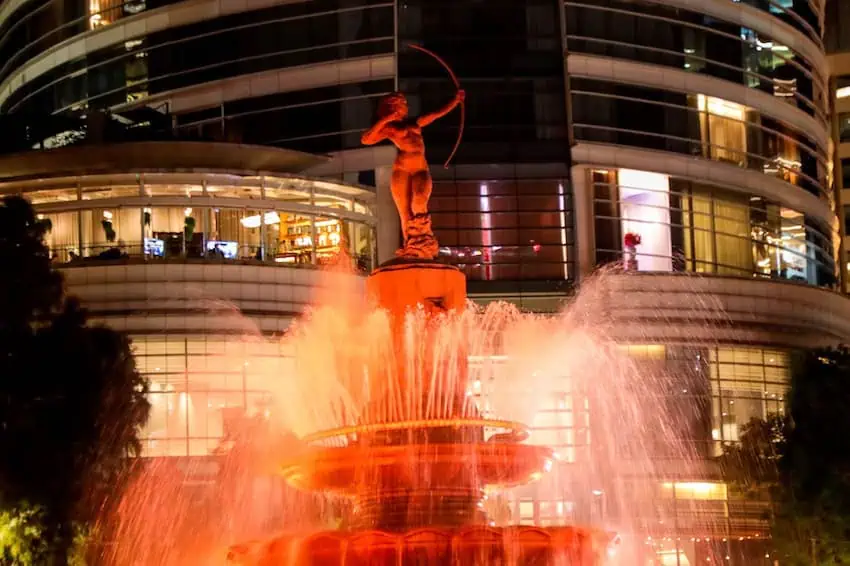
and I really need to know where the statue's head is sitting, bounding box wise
[377,92,408,119]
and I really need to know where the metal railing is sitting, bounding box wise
[566,33,828,127]
[51,242,375,274]
[576,123,829,203]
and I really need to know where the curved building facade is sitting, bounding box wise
[1,0,849,563]
[557,0,845,562]
[0,0,399,249]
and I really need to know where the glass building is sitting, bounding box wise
[1,0,849,563]
[825,0,850,291]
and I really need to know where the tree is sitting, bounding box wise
[772,346,850,565]
[715,348,850,565]
[0,196,150,564]
[719,414,786,496]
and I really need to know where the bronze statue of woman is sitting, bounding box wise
[361,89,464,259]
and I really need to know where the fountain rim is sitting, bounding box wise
[227,525,620,564]
[278,442,555,494]
[300,418,530,445]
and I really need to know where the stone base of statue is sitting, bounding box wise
[396,213,439,259]
[367,257,466,316]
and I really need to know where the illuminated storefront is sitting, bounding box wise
[17,172,377,272]
[589,167,836,287]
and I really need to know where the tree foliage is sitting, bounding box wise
[717,347,850,565]
[719,414,786,495]
[0,196,150,564]
[773,347,850,565]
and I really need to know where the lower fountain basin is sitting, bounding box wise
[227,525,616,566]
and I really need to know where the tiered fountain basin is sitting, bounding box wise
[280,419,552,493]
[227,418,617,565]
[227,525,615,565]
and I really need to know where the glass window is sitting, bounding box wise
[267,211,311,264]
[697,95,748,166]
[145,184,202,197]
[618,169,673,272]
[564,0,823,120]
[575,81,827,201]
[349,220,375,273]
[618,344,667,360]
[593,174,836,286]
[660,481,727,501]
[136,335,286,457]
[263,179,311,202]
[314,216,344,266]
[149,206,198,258]
[708,346,790,456]
[25,187,78,203]
[432,179,572,281]
[41,211,80,263]
[80,206,141,257]
[80,184,140,199]
[840,113,850,144]
[206,184,261,199]
[6,2,395,115]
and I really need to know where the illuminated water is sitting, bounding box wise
[96,264,723,565]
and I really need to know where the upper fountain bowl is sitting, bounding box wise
[279,418,552,494]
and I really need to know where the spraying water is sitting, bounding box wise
[96,258,723,565]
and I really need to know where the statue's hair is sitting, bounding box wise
[377,92,407,118]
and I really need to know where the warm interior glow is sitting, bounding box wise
[618,169,673,272]
[696,95,748,165]
[657,549,691,566]
[837,86,850,99]
[661,481,727,500]
[558,183,569,280]
[697,95,745,120]
[618,344,666,360]
[480,183,492,280]
[240,211,281,229]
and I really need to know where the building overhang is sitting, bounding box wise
[0,141,327,182]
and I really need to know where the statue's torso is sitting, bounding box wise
[387,121,427,172]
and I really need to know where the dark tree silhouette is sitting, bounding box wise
[716,347,850,565]
[0,196,150,564]
[771,346,850,565]
[719,414,786,495]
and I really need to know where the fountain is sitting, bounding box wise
[100,79,721,566]
[223,89,617,565]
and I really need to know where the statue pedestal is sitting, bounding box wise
[366,259,466,316]
[364,259,468,426]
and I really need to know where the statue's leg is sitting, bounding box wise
[403,170,438,258]
[390,169,411,244]
[410,170,432,216]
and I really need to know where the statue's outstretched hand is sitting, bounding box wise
[455,90,466,104]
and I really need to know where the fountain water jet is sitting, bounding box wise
[226,256,616,565]
[101,264,717,566]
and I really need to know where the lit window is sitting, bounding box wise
[660,481,727,501]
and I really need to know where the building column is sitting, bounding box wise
[571,165,596,282]
[831,75,847,292]
[375,165,400,264]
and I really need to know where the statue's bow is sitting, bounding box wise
[407,43,464,169]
